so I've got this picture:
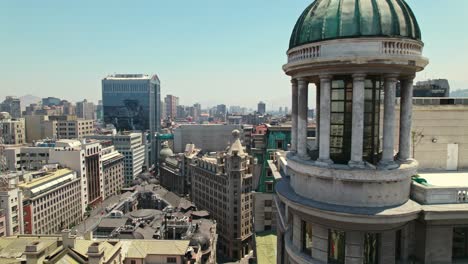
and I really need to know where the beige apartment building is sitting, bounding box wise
[0,172,24,236]
[5,146,51,171]
[24,115,57,142]
[395,97,468,171]
[191,130,253,260]
[19,168,82,234]
[101,144,125,199]
[57,119,94,139]
[0,117,25,145]
[50,140,104,213]
[0,210,6,237]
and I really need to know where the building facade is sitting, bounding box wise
[165,94,179,119]
[173,124,242,153]
[273,1,451,263]
[76,99,96,120]
[86,133,145,186]
[257,101,266,115]
[57,119,95,139]
[159,143,200,196]
[396,97,468,171]
[102,74,161,165]
[0,117,25,145]
[101,144,125,199]
[0,172,24,236]
[5,146,51,171]
[398,78,451,97]
[50,140,104,212]
[19,168,82,234]
[0,96,21,118]
[191,130,253,260]
[24,115,58,142]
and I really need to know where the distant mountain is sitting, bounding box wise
[19,95,41,110]
[451,89,468,98]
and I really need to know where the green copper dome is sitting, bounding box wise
[289,0,421,49]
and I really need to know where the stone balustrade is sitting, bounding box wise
[382,41,422,55]
[411,183,468,204]
[287,45,321,63]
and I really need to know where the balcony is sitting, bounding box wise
[286,153,418,207]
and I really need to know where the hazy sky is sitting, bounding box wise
[1,0,467,109]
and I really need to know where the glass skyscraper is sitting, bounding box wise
[102,74,161,164]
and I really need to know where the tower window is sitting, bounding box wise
[329,76,382,164]
[302,221,313,255]
[453,228,468,260]
[364,233,380,264]
[328,229,345,264]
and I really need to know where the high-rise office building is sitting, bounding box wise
[165,95,179,119]
[41,97,61,107]
[257,101,266,115]
[102,74,161,165]
[0,96,21,119]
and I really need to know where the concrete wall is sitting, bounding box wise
[395,104,468,170]
[423,226,453,264]
[253,192,277,233]
[173,124,241,153]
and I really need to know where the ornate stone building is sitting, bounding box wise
[271,0,468,263]
[191,130,254,260]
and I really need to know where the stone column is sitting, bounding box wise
[317,75,333,165]
[314,83,320,151]
[398,76,414,162]
[380,75,398,168]
[379,231,396,264]
[297,78,309,159]
[291,79,299,154]
[349,74,366,168]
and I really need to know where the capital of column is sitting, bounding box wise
[297,78,309,85]
[400,75,415,82]
[352,73,366,81]
[319,75,332,82]
[384,74,399,83]
[291,78,298,85]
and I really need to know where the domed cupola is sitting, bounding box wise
[289,0,421,49]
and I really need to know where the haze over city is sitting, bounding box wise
[1,0,468,263]
[1,0,467,108]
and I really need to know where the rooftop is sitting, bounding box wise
[121,240,190,257]
[418,171,468,187]
[18,169,75,190]
[255,231,277,264]
[103,74,150,80]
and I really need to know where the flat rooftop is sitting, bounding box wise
[18,169,74,189]
[103,74,150,80]
[255,231,277,264]
[418,171,468,187]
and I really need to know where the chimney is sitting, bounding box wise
[87,242,105,264]
[84,230,93,240]
[24,241,43,264]
[61,229,76,249]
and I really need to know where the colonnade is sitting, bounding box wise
[290,74,414,167]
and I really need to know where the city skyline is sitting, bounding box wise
[1,0,467,110]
